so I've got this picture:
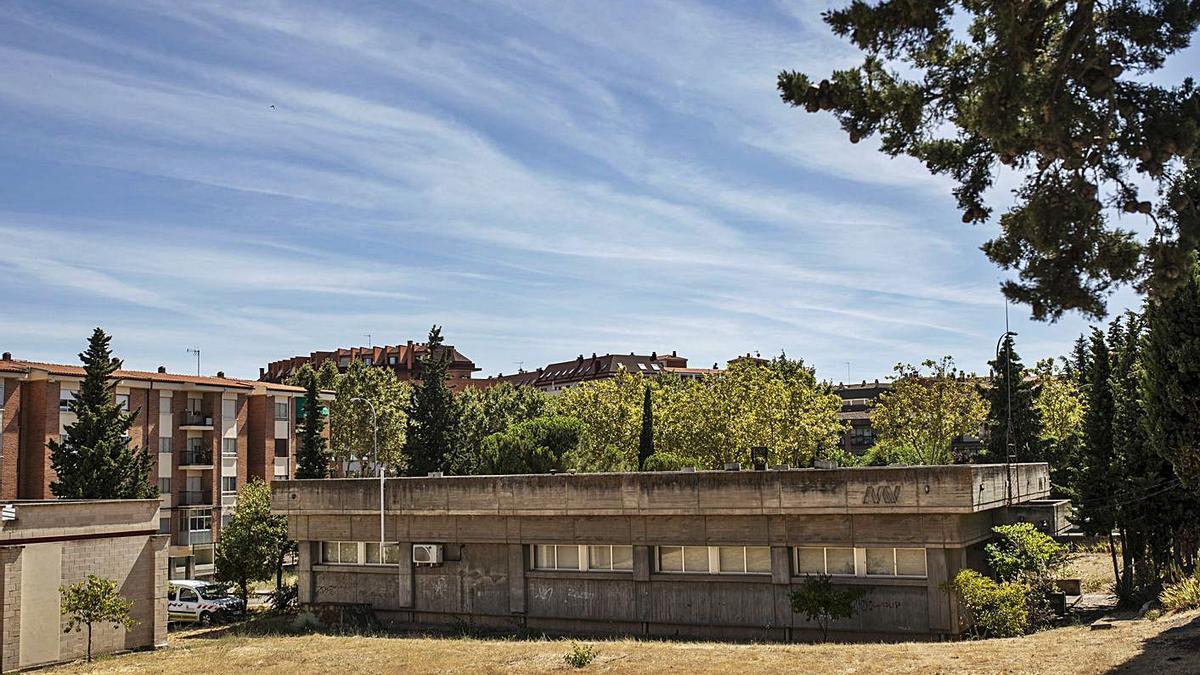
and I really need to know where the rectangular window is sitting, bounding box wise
[188,437,203,453]
[274,439,288,457]
[338,542,359,564]
[188,512,211,532]
[532,544,586,571]
[388,356,397,365]
[866,548,897,576]
[793,547,857,576]
[896,548,928,577]
[159,437,172,454]
[319,541,401,565]
[221,476,237,494]
[794,547,925,578]
[656,546,712,574]
[362,356,372,365]
[116,393,130,411]
[222,438,238,456]
[187,397,202,413]
[158,518,171,534]
[275,401,288,420]
[59,389,75,412]
[158,478,171,494]
[586,545,635,571]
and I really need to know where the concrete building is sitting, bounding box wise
[273,463,1052,640]
[0,498,167,670]
[261,341,480,392]
[0,352,304,579]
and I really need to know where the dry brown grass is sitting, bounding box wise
[46,609,1200,675]
[1066,551,1121,594]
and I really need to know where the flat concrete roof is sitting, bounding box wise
[273,463,1050,517]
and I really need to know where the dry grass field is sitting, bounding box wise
[46,609,1200,675]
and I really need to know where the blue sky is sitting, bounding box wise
[0,1,1176,382]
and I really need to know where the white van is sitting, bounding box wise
[167,580,245,625]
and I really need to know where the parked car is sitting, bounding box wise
[167,580,245,625]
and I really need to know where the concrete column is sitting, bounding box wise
[770,546,790,585]
[507,544,525,614]
[297,541,316,604]
[398,543,414,608]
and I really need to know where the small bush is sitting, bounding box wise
[952,569,1030,638]
[270,583,298,613]
[1144,609,1162,622]
[563,642,597,668]
[987,523,1067,581]
[789,574,868,641]
[1160,573,1200,611]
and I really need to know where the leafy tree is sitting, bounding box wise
[1032,359,1086,494]
[447,383,549,474]
[60,574,136,663]
[869,357,989,464]
[637,386,654,470]
[477,416,582,475]
[329,360,409,476]
[405,325,458,476]
[1143,258,1200,490]
[48,328,156,499]
[779,3,1200,320]
[987,523,1067,627]
[553,368,651,472]
[294,365,329,479]
[215,479,290,608]
[316,359,340,389]
[980,334,1041,463]
[951,570,1030,638]
[789,574,867,642]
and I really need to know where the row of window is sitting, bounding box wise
[531,545,927,578]
[321,541,403,565]
[158,438,280,457]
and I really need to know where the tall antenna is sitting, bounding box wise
[186,347,201,376]
[845,361,851,383]
[1004,299,1014,505]
[364,333,372,349]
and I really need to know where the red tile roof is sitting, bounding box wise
[0,358,303,392]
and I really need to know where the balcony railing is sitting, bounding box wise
[180,411,214,428]
[179,449,214,467]
[174,528,213,546]
[178,490,213,506]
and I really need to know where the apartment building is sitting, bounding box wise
[833,380,984,458]
[0,352,304,580]
[261,340,480,392]
[481,351,719,392]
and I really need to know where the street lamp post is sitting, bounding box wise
[350,397,384,548]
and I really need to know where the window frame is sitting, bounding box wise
[530,544,635,572]
[221,476,237,494]
[222,438,238,456]
[792,546,927,579]
[320,541,402,566]
[158,478,172,494]
[274,401,289,420]
[655,545,771,576]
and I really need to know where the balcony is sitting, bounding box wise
[179,411,214,430]
[179,448,214,469]
[174,528,213,546]
[178,490,213,506]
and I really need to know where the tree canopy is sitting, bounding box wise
[779,2,1200,320]
[48,328,155,499]
[405,325,458,476]
[329,359,409,475]
[869,357,989,464]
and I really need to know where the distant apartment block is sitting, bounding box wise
[0,352,305,580]
[261,340,480,392]
[834,380,984,458]
[480,351,719,392]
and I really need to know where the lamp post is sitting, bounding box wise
[994,330,1018,504]
[350,397,384,548]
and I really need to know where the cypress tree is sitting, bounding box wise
[638,386,654,470]
[294,365,329,479]
[48,328,156,499]
[981,334,1041,463]
[1143,259,1200,492]
[405,325,458,476]
[1074,329,1116,542]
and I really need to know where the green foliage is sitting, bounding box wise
[637,386,654,470]
[869,357,988,464]
[1033,358,1086,495]
[476,416,582,475]
[1142,258,1200,490]
[215,479,291,608]
[980,334,1042,463]
[448,383,549,474]
[788,574,867,641]
[1075,329,1117,537]
[951,570,1030,639]
[330,360,409,475]
[780,3,1200,320]
[641,451,693,471]
[986,524,1068,583]
[60,574,136,662]
[555,359,844,472]
[563,642,597,668]
[1160,572,1200,611]
[405,325,458,476]
[48,328,156,499]
[986,523,1067,627]
[295,365,329,479]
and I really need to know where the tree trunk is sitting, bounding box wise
[86,623,93,662]
[1107,532,1120,590]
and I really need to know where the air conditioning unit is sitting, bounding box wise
[412,544,443,565]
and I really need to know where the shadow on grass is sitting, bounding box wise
[1108,613,1200,674]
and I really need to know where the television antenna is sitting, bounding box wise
[186,348,201,376]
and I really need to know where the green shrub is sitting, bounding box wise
[789,574,868,641]
[642,451,695,471]
[986,523,1067,581]
[952,569,1030,638]
[563,642,597,668]
[1160,573,1200,611]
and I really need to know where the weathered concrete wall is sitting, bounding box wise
[0,500,166,670]
[276,465,1050,641]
